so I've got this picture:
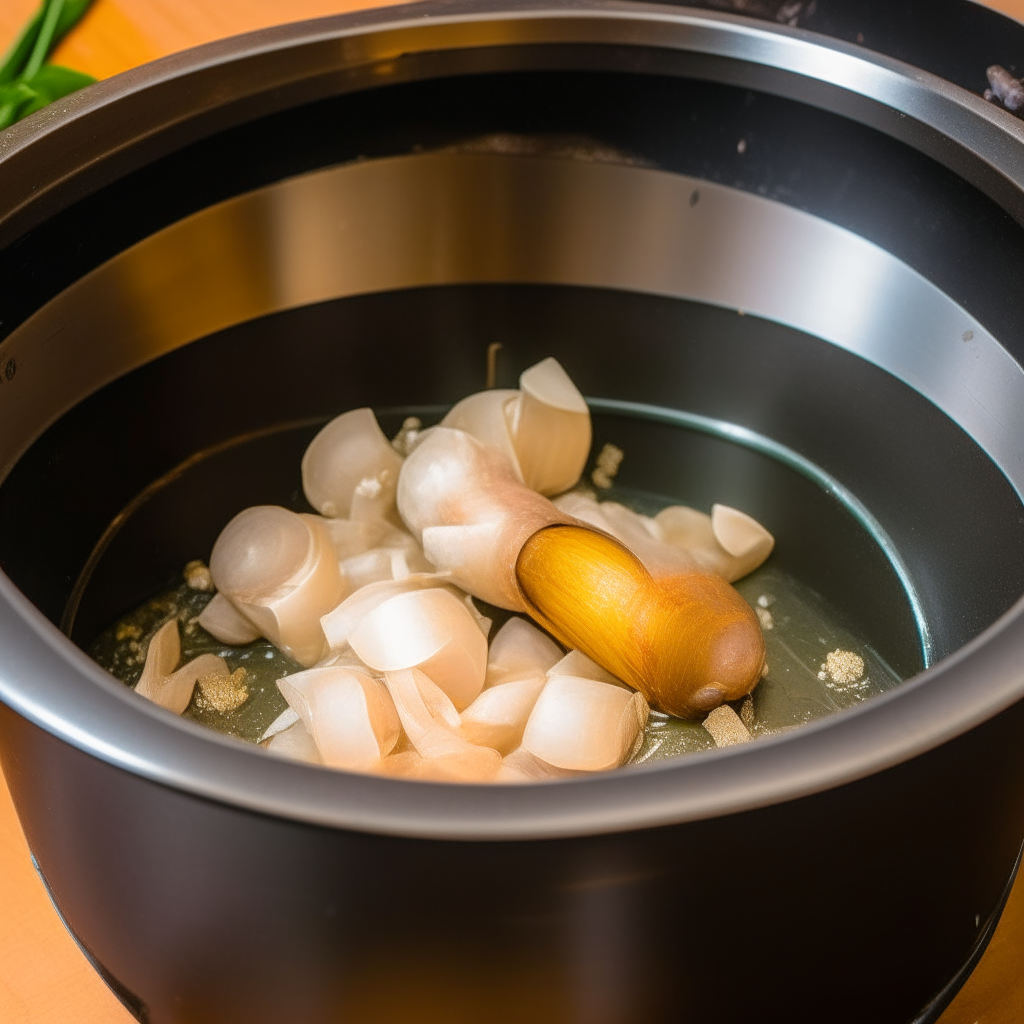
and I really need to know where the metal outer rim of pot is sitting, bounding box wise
[1,1,1024,840]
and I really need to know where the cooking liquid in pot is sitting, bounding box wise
[90,484,901,768]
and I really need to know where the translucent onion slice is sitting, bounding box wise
[319,517,386,560]
[440,389,524,480]
[320,573,446,652]
[348,588,487,709]
[197,593,261,645]
[548,649,626,688]
[496,746,587,783]
[209,507,346,666]
[458,675,546,753]
[397,427,575,610]
[507,358,591,496]
[135,621,229,715]
[521,675,649,771]
[264,720,322,764]
[655,504,774,582]
[341,548,410,590]
[301,408,404,519]
[485,617,562,687]
[277,666,401,771]
[259,707,300,742]
[383,668,501,780]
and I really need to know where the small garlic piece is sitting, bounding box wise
[521,675,648,771]
[301,408,404,519]
[209,507,345,666]
[441,388,523,480]
[277,666,401,771]
[458,675,547,753]
[702,705,751,747]
[348,588,487,709]
[264,720,322,764]
[135,620,230,714]
[485,617,562,687]
[507,357,591,496]
[197,593,261,645]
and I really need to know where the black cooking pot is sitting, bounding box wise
[2,3,1024,1022]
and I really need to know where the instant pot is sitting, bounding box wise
[2,1,1024,1021]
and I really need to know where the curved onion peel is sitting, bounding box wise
[301,408,404,519]
[135,621,229,715]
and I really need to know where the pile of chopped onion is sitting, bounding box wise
[133,358,773,782]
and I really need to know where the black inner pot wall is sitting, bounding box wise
[1,284,1022,680]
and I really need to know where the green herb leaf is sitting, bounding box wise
[0,8,45,85]
[0,64,95,130]
[0,0,94,86]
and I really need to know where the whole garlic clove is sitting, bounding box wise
[209,507,346,666]
[548,649,626,688]
[458,675,547,753]
[301,408,404,519]
[135,621,229,715]
[277,666,401,771]
[197,593,262,645]
[441,389,523,481]
[521,675,649,771]
[397,427,575,610]
[264,720,322,764]
[485,616,562,687]
[348,588,486,710]
[508,358,591,496]
[711,504,775,578]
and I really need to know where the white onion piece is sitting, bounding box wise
[548,649,626,688]
[383,669,501,777]
[458,675,546,753]
[301,408,404,519]
[441,389,523,480]
[508,357,591,495]
[209,507,345,666]
[259,707,300,742]
[654,504,774,582]
[485,617,562,687]
[496,746,587,783]
[320,573,446,652]
[264,720,322,764]
[522,675,649,771]
[197,593,261,645]
[348,588,486,709]
[711,504,775,576]
[397,427,575,610]
[278,666,400,771]
[136,622,228,716]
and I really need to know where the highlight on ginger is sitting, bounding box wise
[128,357,780,783]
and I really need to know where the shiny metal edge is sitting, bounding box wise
[590,398,934,666]
[3,1,1024,244]
[2,151,1021,504]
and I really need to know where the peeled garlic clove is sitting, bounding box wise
[548,649,625,688]
[320,573,445,652]
[301,408,404,518]
[508,357,591,495]
[441,389,524,480]
[522,675,649,771]
[197,593,262,645]
[712,504,775,578]
[397,427,575,610]
[264,720,322,764]
[348,588,486,709]
[210,507,346,666]
[459,675,546,753]
[278,666,400,771]
[485,616,562,687]
[496,746,587,783]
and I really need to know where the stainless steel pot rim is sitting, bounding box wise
[3,1,1024,839]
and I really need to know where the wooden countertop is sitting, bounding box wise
[1,2,1023,1022]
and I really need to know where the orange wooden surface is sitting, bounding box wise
[1,2,1024,1022]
